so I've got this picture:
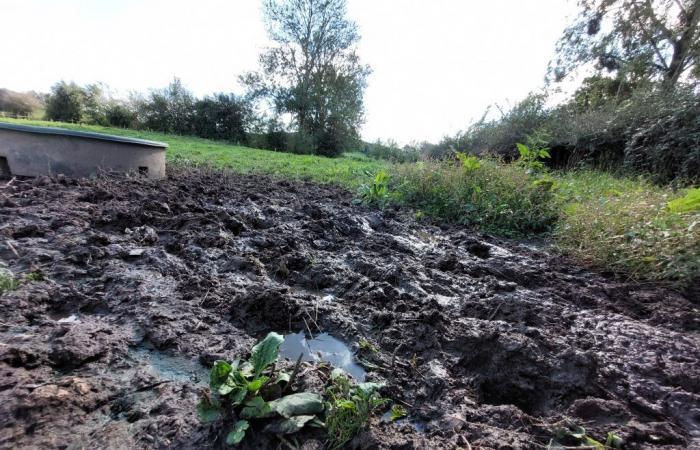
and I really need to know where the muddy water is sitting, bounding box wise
[0,168,698,450]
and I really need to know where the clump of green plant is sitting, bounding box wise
[667,187,700,213]
[24,271,45,282]
[516,142,550,172]
[455,152,481,171]
[548,422,623,450]
[325,369,386,450]
[0,269,19,295]
[392,157,559,237]
[389,404,407,421]
[358,170,391,206]
[197,332,324,446]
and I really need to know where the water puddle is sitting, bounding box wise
[128,347,209,386]
[280,331,365,381]
[380,411,427,432]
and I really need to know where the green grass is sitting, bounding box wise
[554,171,699,285]
[0,118,386,189]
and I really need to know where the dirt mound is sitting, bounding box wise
[0,168,698,449]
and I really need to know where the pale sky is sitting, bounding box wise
[1,0,576,144]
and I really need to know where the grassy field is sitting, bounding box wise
[0,118,386,189]
[2,118,697,286]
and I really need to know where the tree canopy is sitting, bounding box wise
[552,0,700,87]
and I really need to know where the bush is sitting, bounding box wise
[105,101,136,128]
[363,139,420,163]
[435,83,700,185]
[192,94,249,143]
[391,157,559,236]
[623,90,700,184]
[45,81,84,123]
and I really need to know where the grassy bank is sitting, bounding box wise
[0,118,385,189]
[388,160,698,286]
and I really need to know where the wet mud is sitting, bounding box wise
[0,168,698,449]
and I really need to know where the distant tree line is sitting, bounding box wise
[41,79,251,145]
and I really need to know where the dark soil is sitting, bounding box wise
[0,168,698,450]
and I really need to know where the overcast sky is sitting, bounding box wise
[2,0,576,144]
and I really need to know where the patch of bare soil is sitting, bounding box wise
[0,168,698,450]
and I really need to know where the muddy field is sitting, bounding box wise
[0,168,698,450]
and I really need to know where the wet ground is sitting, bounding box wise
[0,168,698,450]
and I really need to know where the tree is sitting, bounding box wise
[45,81,85,122]
[0,89,42,116]
[552,0,700,88]
[243,0,370,156]
[193,94,250,143]
[136,78,195,134]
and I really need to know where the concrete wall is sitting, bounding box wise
[0,124,167,179]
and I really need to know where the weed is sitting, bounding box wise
[549,422,623,450]
[325,369,387,450]
[0,269,19,295]
[197,332,324,446]
[358,170,391,206]
[24,271,45,282]
[516,142,550,172]
[358,339,378,354]
[389,404,407,421]
[455,152,481,171]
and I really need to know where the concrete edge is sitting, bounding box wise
[0,122,169,148]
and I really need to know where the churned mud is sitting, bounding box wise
[0,168,698,450]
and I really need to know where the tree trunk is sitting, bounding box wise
[664,0,700,87]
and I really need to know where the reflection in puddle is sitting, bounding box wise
[280,331,365,381]
[129,347,209,386]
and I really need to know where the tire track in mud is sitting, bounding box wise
[0,168,698,449]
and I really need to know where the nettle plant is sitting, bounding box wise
[198,332,389,448]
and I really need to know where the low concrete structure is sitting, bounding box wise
[0,122,168,179]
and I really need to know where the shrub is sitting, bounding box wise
[391,157,559,236]
[45,81,85,123]
[105,101,136,128]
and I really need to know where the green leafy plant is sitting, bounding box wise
[197,332,324,446]
[455,152,481,171]
[516,142,551,172]
[0,269,19,295]
[358,170,390,206]
[548,422,623,450]
[389,404,407,421]
[325,369,387,450]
